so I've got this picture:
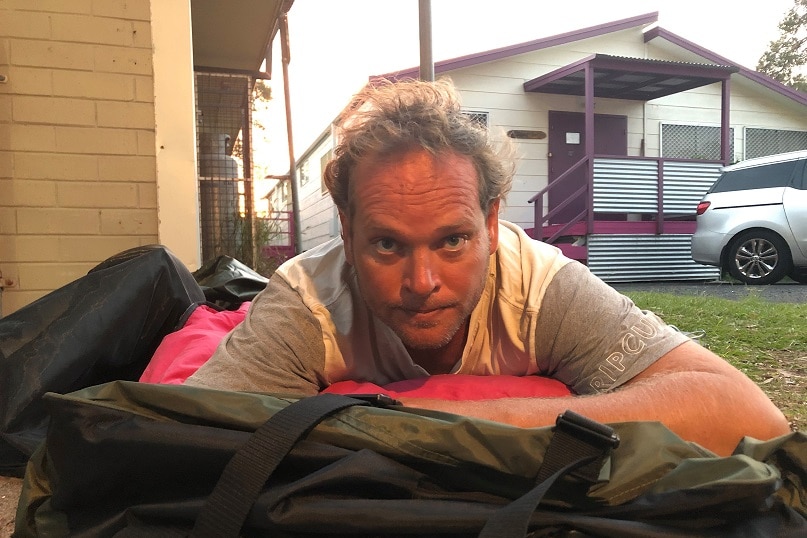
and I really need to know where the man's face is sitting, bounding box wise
[340,148,499,352]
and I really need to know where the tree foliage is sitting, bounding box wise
[757,0,807,92]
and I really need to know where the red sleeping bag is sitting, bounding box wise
[139,302,572,398]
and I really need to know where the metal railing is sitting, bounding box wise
[531,157,723,240]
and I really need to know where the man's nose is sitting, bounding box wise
[403,249,440,296]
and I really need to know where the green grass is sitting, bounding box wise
[622,291,807,431]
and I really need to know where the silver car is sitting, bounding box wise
[691,150,807,285]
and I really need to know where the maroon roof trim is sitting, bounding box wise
[372,11,659,82]
[644,26,807,107]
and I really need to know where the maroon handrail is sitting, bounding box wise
[529,156,590,242]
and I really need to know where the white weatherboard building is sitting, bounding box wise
[291,12,807,282]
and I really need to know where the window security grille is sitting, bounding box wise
[661,124,734,161]
[745,128,807,159]
[195,72,254,266]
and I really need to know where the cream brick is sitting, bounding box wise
[98,155,155,181]
[6,0,92,14]
[15,152,98,181]
[51,13,134,46]
[10,40,95,70]
[17,207,100,234]
[0,178,58,206]
[94,45,152,75]
[0,152,12,179]
[137,129,155,156]
[92,0,152,21]
[131,21,152,49]
[8,124,57,152]
[97,100,154,129]
[58,181,138,208]
[0,95,10,122]
[0,234,61,262]
[18,261,95,290]
[0,37,10,65]
[100,208,157,234]
[53,70,134,100]
[134,75,153,102]
[0,209,16,233]
[0,11,52,39]
[1,290,49,318]
[58,235,141,261]
[6,66,53,96]
[138,236,159,246]
[13,95,96,126]
[55,126,138,155]
[138,182,156,208]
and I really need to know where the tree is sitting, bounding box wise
[757,0,807,92]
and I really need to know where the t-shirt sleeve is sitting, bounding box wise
[184,275,326,395]
[534,262,688,395]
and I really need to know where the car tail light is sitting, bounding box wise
[696,201,711,215]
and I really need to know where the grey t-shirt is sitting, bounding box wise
[185,222,687,395]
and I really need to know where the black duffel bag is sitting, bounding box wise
[0,246,204,475]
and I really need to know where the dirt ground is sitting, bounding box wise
[0,475,20,537]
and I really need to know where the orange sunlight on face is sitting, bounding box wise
[341,149,499,364]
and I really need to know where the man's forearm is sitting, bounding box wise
[398,342,791,456]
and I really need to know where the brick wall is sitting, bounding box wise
[0,0,157,316]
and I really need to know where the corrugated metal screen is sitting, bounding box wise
[588,235,720,282]
[587,158,723,281]
[593,159,722,214]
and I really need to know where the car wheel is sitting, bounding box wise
[726,230,791,285]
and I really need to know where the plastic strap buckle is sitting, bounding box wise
[536,410,620,484]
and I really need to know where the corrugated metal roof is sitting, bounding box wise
[523,54,738,101]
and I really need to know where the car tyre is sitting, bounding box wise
[726,230,791,285]
[788,268,807,284]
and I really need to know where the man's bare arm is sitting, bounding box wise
[396,341,791,456]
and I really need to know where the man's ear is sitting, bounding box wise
[486,199,500,255]
[339,210,354,266]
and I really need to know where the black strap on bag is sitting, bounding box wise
[190,393,382,538]
[192,397,617,538]
[479,410,620,538]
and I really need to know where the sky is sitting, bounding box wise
[255,0,797,177]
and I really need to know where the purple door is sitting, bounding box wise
[547,111,627,224]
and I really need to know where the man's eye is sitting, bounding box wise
[443,235,467,251]
[374,238,397,253]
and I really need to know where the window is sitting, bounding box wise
[710,160,799,193]
[320,149,333,195]
[661,124,734,161]
[745,128,807,159]
[299,161,310,186]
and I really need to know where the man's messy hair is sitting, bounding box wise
[322,78,515,217]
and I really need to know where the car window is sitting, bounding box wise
[710,160,798,193]
[796,160,807,190]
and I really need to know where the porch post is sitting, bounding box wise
[721,78,731,164]
[585,63,595,234]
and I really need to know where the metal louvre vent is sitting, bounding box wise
[661,124,734,161]
[463,111,489,128]
[745,127,807,159]
[587,235,720,282]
